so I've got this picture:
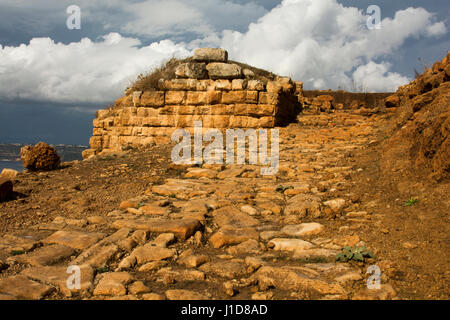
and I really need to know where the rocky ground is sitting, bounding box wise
[0,107,448,300]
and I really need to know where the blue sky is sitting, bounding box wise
[0,0,449,145]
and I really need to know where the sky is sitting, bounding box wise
[0,0,449,145]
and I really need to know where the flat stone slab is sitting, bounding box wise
[0,234,40,253]
[209,226,259,248]
[72,244,119,268]
[130,244,176,265]
[7,244,75,266]
[94,272,134,296]
[213,206,259,228]
[268,238,315,252]
[21,265,94,297]
[112,218,201,240]
[193,48,228,63]
[43,231,105,250]
[292,248,337,260]
[251,266,345,296]
[185,168,218,179]
[206,63,242,79]
[0,275,55,300]
[281,223,324,237]
[165,289,208,300]
[199,260,249,279]
[175,62,207,79]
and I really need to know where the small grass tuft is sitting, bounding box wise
[95,265,110,274]
[404,197,419,206]
[137,202,145,208]
[276,185,294,193]
[335,246,375,263]
[10,250,25,256]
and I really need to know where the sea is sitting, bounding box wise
[0,144,88,172]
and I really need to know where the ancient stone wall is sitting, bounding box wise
[301,91,393,113]
[84,49,301,157]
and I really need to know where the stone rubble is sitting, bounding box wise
[0,49,398,300]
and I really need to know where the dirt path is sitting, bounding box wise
[0,107,448,300]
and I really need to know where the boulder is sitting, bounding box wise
[175,62,207,79]
[0,177,13,202]
[0,168,19,180]
[20,142,60,171]
[206,63,242,79]
[385,94,400,108]
[193,48,228,63]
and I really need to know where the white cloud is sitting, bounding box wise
[352,62,411,92]
[121,0,268,38]
[218,0,447,91]
[0,33,190,103]
[426,21,447,37]
[0,0,447,105]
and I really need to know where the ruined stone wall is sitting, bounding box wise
[84,49,301,157]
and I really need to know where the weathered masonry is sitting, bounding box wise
[84,48,303,157]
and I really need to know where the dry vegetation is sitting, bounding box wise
[129,57,278,92]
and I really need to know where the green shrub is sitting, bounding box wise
[335,246,375,262]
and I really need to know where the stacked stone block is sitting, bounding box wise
[85,48,301,156]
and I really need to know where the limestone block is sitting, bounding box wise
[196,80,215,91]
[229,116,259,128]
[221,91,258,104]
[158,105,177,115]
[243,68,255,78]
[247,80,265,91]
[165,91,186,105]
[128,116,143,126]
[142,116,175,127]
[250,104,275,116]
[93,128,105,136]
[222,91,245,104]
[140,91,165,107]
[131,127,144,136]
[234,104,275,117]
[195,105,212,115]
[210,104,234,115]
[103,118,114,127]
[258,92,279,105]
[175,62,207,79]
[212,115,231,128]
[115,95,133,108]
[259,116,275,127]
[232,79,247,90]
[89,136,103,150]
[176,115,194,128]
[133,91,142,106]
[246,91,258,104]
[97,110,111,119]
[93,119,103,128]
[207,63,242,80]
[266,80,294,93]
[205,90,222,104]
[214,80,232,91]
[177,105,196,115]
[233,104,249,116]
[162,79,197,91]
[193,48,228,62]
[186,91,207,105]
[118,127,132,136]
